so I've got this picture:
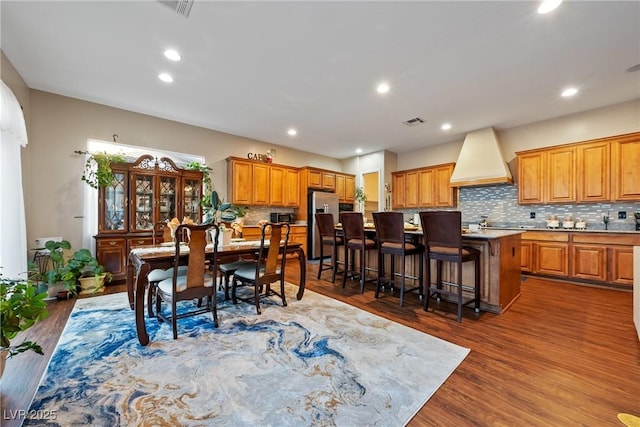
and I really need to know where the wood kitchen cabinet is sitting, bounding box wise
[95,155,203,282]
[577,141,610,202]
[241,225,307,258]
[611,133,640,201]
[304,167,336,191]
[522,230,640,288]
[227,157,301,208]
[335,173,355,203]
[518,131,640,204]
[392,163,456,209]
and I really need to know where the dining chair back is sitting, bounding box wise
[315,212,344,282]
[372,211,424,306]
[232,222,290,314]
[339,211,377,293]
[155,223,219,339]
[419,211,480,322]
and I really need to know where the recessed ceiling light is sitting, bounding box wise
[561,87,578,97]
[158,73,174,83]
[441,123,452,131]
[287,128,297,136]
[537,0,562,14]
[355,148,363,154]
[164,49,181,61]
[376,83,390,94]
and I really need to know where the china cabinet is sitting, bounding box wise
[95,155,203,281]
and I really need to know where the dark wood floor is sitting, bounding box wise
[2,261,639,426]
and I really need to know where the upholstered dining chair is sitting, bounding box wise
[155,223,219,339]
[315,212,344,283]
[147,222,187,318]
[372,211,424,307]
[419,210,481,322]
[231,222,290,315]
[339,211,377,293]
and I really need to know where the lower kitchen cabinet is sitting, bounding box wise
[241,224,307,258]
[522,230,640,288]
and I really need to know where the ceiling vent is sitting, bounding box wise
[159,0,194,17]
[402,117,425,127]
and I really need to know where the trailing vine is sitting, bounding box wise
[81,152,127,189]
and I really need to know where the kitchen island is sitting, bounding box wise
[349,227,524,314]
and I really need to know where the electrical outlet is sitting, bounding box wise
[529,212,536,219]
[618,211,626,219]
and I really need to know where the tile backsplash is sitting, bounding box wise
[402,184,640,231]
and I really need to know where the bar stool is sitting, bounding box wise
[315,212,344,282]
[372,212,424,306]
[419,210,481,322]
[339,211,377,293]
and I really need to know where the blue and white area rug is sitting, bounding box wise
[26,284,469,426]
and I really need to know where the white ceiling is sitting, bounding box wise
[2,1,639,159]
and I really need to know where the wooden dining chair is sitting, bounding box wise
[419,210,481,322]
[154,223,219,339]
[231,222,290,315]
[315,212,344,283]
[373,211,424,306]
[340,211,377,293]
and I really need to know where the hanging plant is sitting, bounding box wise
[81,152,127,189]
[185,162,213,220]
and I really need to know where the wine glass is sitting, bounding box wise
[603,214,609,230]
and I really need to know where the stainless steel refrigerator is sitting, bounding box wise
[307,190,339,260]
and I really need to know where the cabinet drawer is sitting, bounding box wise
[129,237,154,248]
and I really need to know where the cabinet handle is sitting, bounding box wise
[109,241,117,246]
[137,240,145,244]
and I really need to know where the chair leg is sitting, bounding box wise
[254,282,262,315]
[147,283,156,318]
[456,263,463,323]
[280,280,287,307]
[231,277,238,305]
[359,249,366,294]
[212,287,219,328]
[331,244,338,283]
[375,251,383,298]
[399,254,405,307]
[172,300,178,339]
[317,241,324,280]
[423,256,431,312]
[342,247,349,288]
[474,258,481,313]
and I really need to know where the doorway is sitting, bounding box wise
[362,171,379,220]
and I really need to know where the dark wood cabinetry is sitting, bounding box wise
[95,155,203,281]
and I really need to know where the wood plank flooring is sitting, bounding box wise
[1,261,638,426]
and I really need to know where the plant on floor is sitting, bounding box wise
[1,275,49,359]
[46,240,112,296]
[80,151,127,189]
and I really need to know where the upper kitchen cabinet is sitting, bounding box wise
[611,133,640,201]
[392,163,456,209]
[577,140,610,202]
[518,147,576,204]
[517,132,640,204]
[335,173,355,203]
[226,157,301,207]
[303,167,336,191]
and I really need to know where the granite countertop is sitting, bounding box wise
[482,226,640,234]
[403,228,524,239]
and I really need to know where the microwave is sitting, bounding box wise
[270,213,294,223]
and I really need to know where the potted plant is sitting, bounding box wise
[80,151,127,189]
[354,186,367,212]
[1,275,49,377]
[46,240,112,297]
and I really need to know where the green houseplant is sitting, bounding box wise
[205,190,248,224]
[46,240,112,297]
[80,152,127,189]
[354,186,367,212]
[1,275,49,376]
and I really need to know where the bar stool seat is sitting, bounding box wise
[373,211,424,306]
[419,210,481,322]
[340,212,377,293]
[315,212,345,282]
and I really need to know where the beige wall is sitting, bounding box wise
[16,85,340,251]
[396,99,640,171]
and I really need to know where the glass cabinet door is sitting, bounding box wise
[158,176,178,223]
[132,173,154,231]
[101,171,127,232]
[183,177,202,222]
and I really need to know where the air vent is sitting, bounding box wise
[159,0,194,17]
[402,117,425,127]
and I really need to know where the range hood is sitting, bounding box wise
[449,127,513,187]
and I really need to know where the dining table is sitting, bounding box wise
[127,240,306,346]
